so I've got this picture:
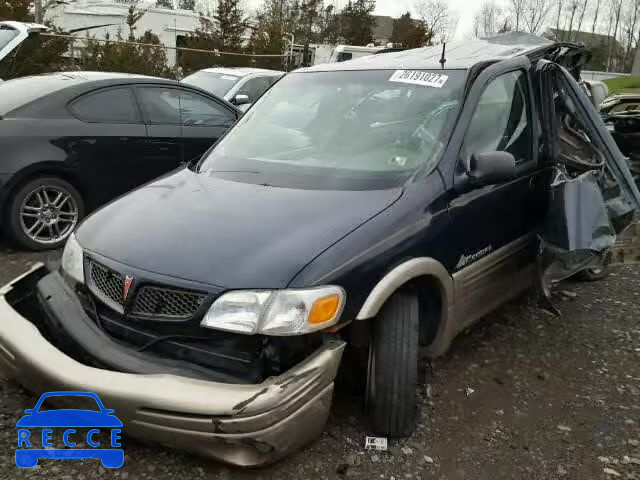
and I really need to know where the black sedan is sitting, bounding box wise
[0,72,240,250]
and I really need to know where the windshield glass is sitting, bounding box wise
[181,71,241,97]
[0,25,19,51]
[198,69,466,190]
[37,395,101,412]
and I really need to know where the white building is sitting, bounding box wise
[45,0,209,66]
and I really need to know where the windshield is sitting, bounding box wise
[198,69,466,190]
[181,71,241,97]
[0,25,19,51]
[37,395,101,412]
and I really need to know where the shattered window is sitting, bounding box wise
[466,70,532,164]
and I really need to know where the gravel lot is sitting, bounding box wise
[0,239,639,479]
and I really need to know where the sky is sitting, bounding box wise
[244,0,508,40]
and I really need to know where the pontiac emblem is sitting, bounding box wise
[123,275,134,300]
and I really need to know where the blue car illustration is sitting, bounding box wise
[16,391,124,468]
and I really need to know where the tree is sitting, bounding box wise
[0,28,71,79]
[341,0,376,45]
[80,6,173,78]
[472,0,508,37]
[0,0,32,21]
[390,12,413,44]
[179,0,195,9]
[214,0,246,51]
[607,0,623,70]
[294,0,324,46]
[413,0,458,43]
[554,0,565,39]
[156,0,174,9]
[390,12,427,48]
[574,0,589,35]
[177,16,222,74]
[509,0,525,30]
[522,0,553,34]
[319,4,340,44]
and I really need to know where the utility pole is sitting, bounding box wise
[632,46,640,76]
[35,0,43,23]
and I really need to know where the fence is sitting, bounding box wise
[582,70,630,82]
[0,32,299,81]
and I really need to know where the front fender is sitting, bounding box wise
[356,257,452,319]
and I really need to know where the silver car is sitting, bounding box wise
[181,67,284,111]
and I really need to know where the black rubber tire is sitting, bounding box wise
[6,176,84,251]
[575,265,611,282]
[366,290,419,437]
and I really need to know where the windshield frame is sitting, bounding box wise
[196,68,468,190]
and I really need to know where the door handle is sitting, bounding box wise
[529,176,541,191]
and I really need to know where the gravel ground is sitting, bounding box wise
[0,239,639,479]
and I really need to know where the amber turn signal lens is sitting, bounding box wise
[308,294,341,325]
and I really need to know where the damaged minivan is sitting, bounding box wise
[1,32,640,466]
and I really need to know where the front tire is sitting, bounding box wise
[366,291,419,437]
[6,176,84,251]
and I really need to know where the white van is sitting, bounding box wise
[327,45,384,63]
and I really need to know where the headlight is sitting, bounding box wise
[201,286,345,335]
[61,233,84,285]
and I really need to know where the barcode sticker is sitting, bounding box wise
[389,70,448,88]
[364,436,388,451]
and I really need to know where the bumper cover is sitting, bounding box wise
[0,264,346,466]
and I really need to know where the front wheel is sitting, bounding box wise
[365,291,419,437]
[6,176,84,250]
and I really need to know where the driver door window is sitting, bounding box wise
[137,87,235,127]
[238,76,273,103]
[465,70,533,165]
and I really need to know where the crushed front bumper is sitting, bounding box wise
[0,264,346,467]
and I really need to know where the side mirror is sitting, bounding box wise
[468,151,516,186]
[23,409,34,415]
[233,94,250,106]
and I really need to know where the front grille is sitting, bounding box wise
[130,286,206,319]
[89,261,125,307]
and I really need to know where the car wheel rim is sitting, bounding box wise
[19,185,78,245]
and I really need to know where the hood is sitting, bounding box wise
[77,169,402,288]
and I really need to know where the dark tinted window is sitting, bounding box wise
[38,395,101,412]
[138,87,235,126]
[466,70,532,163]
[337,52,353,62]
[70,88,139,123]
[237,76,273,102]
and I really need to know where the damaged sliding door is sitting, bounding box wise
[535,59,640,286]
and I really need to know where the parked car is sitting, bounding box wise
[0,21,48,71]
[2,33,640,466]
[0,72,240,250]
[180,67,283,110]
[601,93,640,115]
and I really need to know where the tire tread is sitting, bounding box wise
[369,291,419,436]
